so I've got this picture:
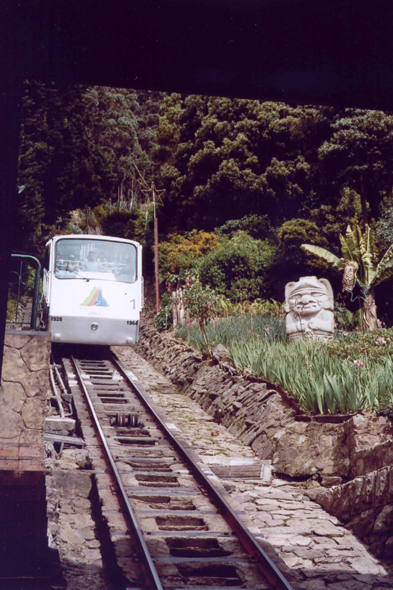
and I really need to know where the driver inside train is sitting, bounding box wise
[54,239,137,283]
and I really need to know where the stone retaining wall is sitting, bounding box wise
[0,331,50,472]
[137,324,393,557]
[137,325,393,482]
[316,466,393,558]
[0,330,51,578]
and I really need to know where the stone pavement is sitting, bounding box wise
[114,346,393,590]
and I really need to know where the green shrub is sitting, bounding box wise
[101,209,138,239]
[328,328,393,365]
[278,218,331,271]
[159,230,220,276]
[197,232,277,302]
[218,214,273,240]
[334,302,359,331]
[6,293,17,321]
[154,292,173,331]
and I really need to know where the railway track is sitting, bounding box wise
[57,346,296,590]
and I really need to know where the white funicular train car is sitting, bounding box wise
[42,235,143,345]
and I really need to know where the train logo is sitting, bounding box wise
[81,287,109,307]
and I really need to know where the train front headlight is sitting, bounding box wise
[91,323,99,331]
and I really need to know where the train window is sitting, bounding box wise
[54,239,137,283]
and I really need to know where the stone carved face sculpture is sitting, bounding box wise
[285,277,334,341]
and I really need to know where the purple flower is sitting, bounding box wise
[353,359,363,369]
[376,337,387,345]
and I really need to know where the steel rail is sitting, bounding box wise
[70,355,164,590]
[112,354,295,590]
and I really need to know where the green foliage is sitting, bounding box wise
[154,293,173,331]
[218,214,274,240]
[230,338,393,414]
[278,219,331,271]
[334,302,359,331]
[182,274,221,356]
[318,109,393,217]
[218,298,285,319]
[310,187,363,247]
[17,81,117,254]
[176,313,286,352]
[328,328,393,365]
[6,294,17,322]
[159,230,220,276]
[197,232,277,302]
[84,86,163,201]
[302,220,393,289]
[155,96,334,233]
[176,308,393,414]
[101,209,139,239]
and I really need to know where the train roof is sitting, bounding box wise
[47,235,140,248]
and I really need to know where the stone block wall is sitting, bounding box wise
[0,331,50,472]
[317,465,393,558]
[0,330,51,578]
[137,325,393,481]
[136,324,393,556]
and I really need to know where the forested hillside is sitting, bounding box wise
[16,81,393,324]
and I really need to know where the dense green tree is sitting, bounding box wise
[17,81,116,252]
[154,96,335,233]
[84,86,163,203]
[318,109,393,219]
[309,187,364,247]
[218,214,273,240]
[100,209,138,239]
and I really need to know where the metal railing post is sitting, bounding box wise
[8,254,42,330]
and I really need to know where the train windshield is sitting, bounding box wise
[54,239,137,283]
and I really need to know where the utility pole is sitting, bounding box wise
[153,186,160,314]
[131,164,164,315]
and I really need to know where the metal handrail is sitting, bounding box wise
[7,253,42,330]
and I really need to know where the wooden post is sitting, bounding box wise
[154,208,160,314]
[129,167,164,315]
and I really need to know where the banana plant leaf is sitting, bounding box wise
[345,224,359,254]
[356,224,367,256]
[361,251,374,285]
[301,244,343,268]
[366,225,372,258]
[374,248,393,285]
[339,235,353,261]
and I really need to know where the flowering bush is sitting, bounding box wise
[159,231,220,276]
[328,328,393,365]
[182,273,220,357]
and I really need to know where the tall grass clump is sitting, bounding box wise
[175,313,286,351]
[230,339,393,414]
[176,311,393,414]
